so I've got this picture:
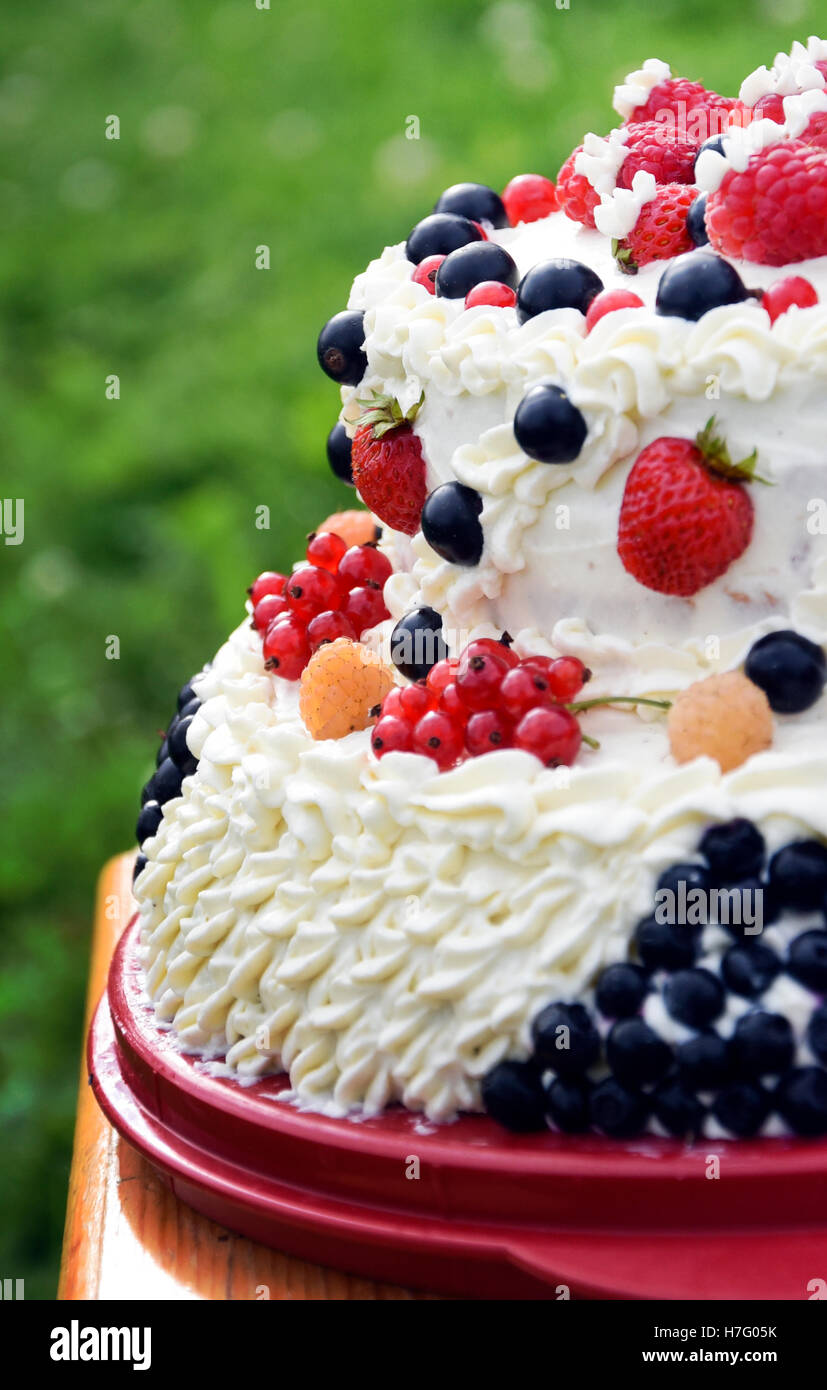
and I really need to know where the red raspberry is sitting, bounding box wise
[502,173,559,225]
[262,614,311,680]
[762,275,819,323]
[585,288,644,332]
[463,637,520,670]
[342,584,390,633]
[398,683,437,723]
[465,281,517,309]
[614,183,696,272]
[412,255,444,294]
[306,609,356,650]
[801,110,827,152]
[617,422,757,597]
[455,650,509,711]
[371,713,413,757]
[253,592,289,633]
[625,78,737,138]
[286,564,345,622]
[556,145,600,228]
[306,530,347,573]
[618,121,699,189]
[465,710,514,756]
[412,710,465,770]
[514,706,582,767]
[337,544,392,590]
[706,139,827,265]
[425,658,460,696]
[499,665,554,719]
[522,655,590,701]
[249,571,287,605]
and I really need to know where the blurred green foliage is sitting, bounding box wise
[0,0,817,1297]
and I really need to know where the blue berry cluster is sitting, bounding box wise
[482,818,827,1140]
[133,676,203,883]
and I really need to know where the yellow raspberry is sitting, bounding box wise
[668,671,773,773]
[299,638,396,741]
[317,509,378,549]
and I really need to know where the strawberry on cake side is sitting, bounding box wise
[135,37,827,1143]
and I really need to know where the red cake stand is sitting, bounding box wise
[89,917,827,1299]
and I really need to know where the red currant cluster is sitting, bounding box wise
[371,638,590,771]
[249,534,392,681]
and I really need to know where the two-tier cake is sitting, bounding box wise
[132,37,827,1142]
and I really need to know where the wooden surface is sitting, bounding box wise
[58,853,432,1301]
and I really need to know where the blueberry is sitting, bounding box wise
[699,818,765,886]
[169,715,198,776]
[156,736,169,767]
[390,607,449,682]
[590,1078,649,1138]
[433,182,509,228]
[153,756,184,806]
[769,840,827,911]
[634,914,696,971]
[729,1012,795,1078]
[716,877,777,938]
[676,1032,731,1089]
[516,258,604,323]
[721,942,780,998]
[133,853,148,885]
[775,1067,827,1137]
[686,193,709,248]
[664,969,725,1028]
[421,482,484,566]
[694,134,727,170]
[481,1059,547,1132]
[435,241,518,299]
[531,1001,600,1075]
[655,252,751,321]
[178,697,201,721]
[316,310,367,385]
[787,929,827,992]
[606,1018,672,1086]
[140,776,157,806]
[595,962,648,1019]
[652,1079,705,1138]
[744,629,826,714]
[405,213,484,265]
[545,1076,591,1133]
[136,799,163,844]
[712,1081,770,1137]
[656,860,710,900]
[326,422,354,486]
[177,679,199,711]
[513,383,588,464]
[654,861,710,927]
[807,1003,827,1065]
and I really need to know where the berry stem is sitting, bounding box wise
[566,695,672,713]
[580,731,601,750]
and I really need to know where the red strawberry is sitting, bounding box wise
[618,121,699,189]
[556,145,601,228]
[613,183,696,272]
[617,420,763,597]
[351,393,427,536]
[626,78,738,138]
[706,139,827,265]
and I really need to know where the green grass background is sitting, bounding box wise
[1,0,819,1297]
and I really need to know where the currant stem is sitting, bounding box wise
[566,695,672,713]
[581,732,601,750]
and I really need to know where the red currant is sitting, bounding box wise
[253,592,289,632]
[412,710,465,770]
[465,281,517,310]
[463,638,520,670]
[455,651,508,711]
[342,585,390,634]
[249,571,287,606]
[585,289,644,333]
[425,658,460,696]
[762,276,818,324]
[262,614,310,680]
[306,609,356,650]
[371,713,413,757]
[399,683,437,722]
[521,655,590,701]
[286,565,345,622]
[514,706,582,766]
[306,530,347,573]
[502,173,559,226]
[752,92,786,123]
[381,687,406,719]
[439,682,468,722]
[465,710,513,756]
[499,664,553,719]
[337,544,392,591]
[412,255,445,295]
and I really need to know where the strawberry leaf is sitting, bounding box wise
[695,416,772,486]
